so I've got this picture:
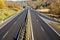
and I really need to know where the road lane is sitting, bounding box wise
[30,10,60,40]
[0,9,28,40]
[30,11,51,40]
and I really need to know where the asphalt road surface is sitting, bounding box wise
[0,7,60,40]
[0,9,28,40]
[30,9,60,40]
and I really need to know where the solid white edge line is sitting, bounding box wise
[37,14,60,36]
[2,31,9,39]
[28,10,34,40]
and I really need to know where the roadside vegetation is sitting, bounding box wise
[49,22,60,33]
[0,0,23,22]
[0,9,17,22]
[27,0,60,20]
[47,0,60,20]
[41,0,60,20]
[49,22,60,29]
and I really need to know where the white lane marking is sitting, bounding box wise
[28,10,34,40]
[41,27,45,31]
[37,14,60,36]
[2,31,9,39]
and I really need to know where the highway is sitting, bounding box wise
[0,8,60,40]
[30,9,60,40]
[0,9,27,40]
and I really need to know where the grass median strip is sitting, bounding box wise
[19,27,25,40]
[25,10,32,40]
[19,10,32,40]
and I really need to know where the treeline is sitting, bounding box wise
[0,0,23,10]
[0,0,7,9]
[29,0,60,16]
[48,0,60,15]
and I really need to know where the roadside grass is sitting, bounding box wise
[56,18,60,20]
[0,14,6,19]
[46,14,60,20]
[49,22,60,29]
[0,14,7,21]
[40,13,60,20]
[0,8,21,22]
[37,8,60,20]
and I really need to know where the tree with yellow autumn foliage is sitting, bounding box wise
[49,0,60,15]
[0,0,7,9]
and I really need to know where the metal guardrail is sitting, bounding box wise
[38,13,60,24]
[32,9,60,24]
